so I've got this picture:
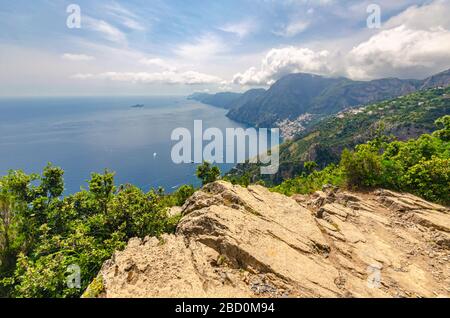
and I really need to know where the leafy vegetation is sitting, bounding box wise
[229,86,450,185]
[274,116,450,205]
[272,164,344,196]
[0,167,196,298]
[196,162,221,186]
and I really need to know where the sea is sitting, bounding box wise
[0,96,249,194]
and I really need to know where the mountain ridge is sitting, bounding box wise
[187,91,242,109]
[229,70,449,128]
[227,86,450,185]
[190,68,450,130]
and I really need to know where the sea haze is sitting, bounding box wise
[0,96,248,194]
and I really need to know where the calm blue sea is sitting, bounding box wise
[0,96,247,194]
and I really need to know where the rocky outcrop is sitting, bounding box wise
[93,182,450,298]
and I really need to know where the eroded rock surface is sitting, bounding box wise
[94,182,450,298]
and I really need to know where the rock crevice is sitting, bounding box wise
[94,181,450,298]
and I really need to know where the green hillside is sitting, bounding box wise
[273,115,450,206]
[227,86,450,185]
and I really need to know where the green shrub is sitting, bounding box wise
[173,185,195,206]
[274,115,450,205]
[0,167,176,298]
[273,164,344,196]
[403,157,450,204]
[196,162,221,186]
[433,115,450,141]
[340,144,382,188]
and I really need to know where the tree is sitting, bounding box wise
[0,170,39,256]
[88,170,115,215]
[0,193,15,271]
[403,157,450,204]
[174,185,195,206]
[340,144,382,187]
[433,115,450,141]
[304,161,318,174]
[196,162,221,186]
[41,163,64,201]
[1,170,37,203]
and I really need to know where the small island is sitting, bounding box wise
[130,104,144,108]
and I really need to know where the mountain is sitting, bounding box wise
[226,72,448,127]
[188,92,242,109]
[421,69,450,89]
[227,88,266,110]
[228,74,349,126]
[86,181,450,298]
[228,86,450,185]
[188,69,450,128]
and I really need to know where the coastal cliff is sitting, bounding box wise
[86,181,450,298]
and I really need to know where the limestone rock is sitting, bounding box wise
[95,182,450,298]
[167,206,182,218]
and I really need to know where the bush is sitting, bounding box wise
[196,162,221,186]
[0,167,176,298]
[304,161,318,174]
[173,185,195,206]
[403,157,450,204]
[340,144,382,188]
[223,173,251,187]
[273,164,344,196]
[275,115,450,205]
[433,115,450,141]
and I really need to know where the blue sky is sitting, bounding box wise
[0,0,449,96]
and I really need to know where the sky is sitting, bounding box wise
[0,0,449,96]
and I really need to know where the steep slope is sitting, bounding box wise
[87,181,450,298]
[228,73,345,126]
[227,88,266,111]
[228,86,450,185]
[421,69,450,89]
[226,69,449,128]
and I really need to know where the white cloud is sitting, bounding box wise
[104,2,138,18]
[139,58,177,71]
[105,2,146,31]
[273,20,310,37]
[348,0,450,79]
[233,0,450,84]
[175,34,227,60]
[348,25,450,79]
[72,71,223,85]
[384,0,450,30]
[61,53,95,62]
[117,16,145,31]
[233,47,334,85]
[84,16,127,44]
[71,73,94,80]
[219,19,258,38]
